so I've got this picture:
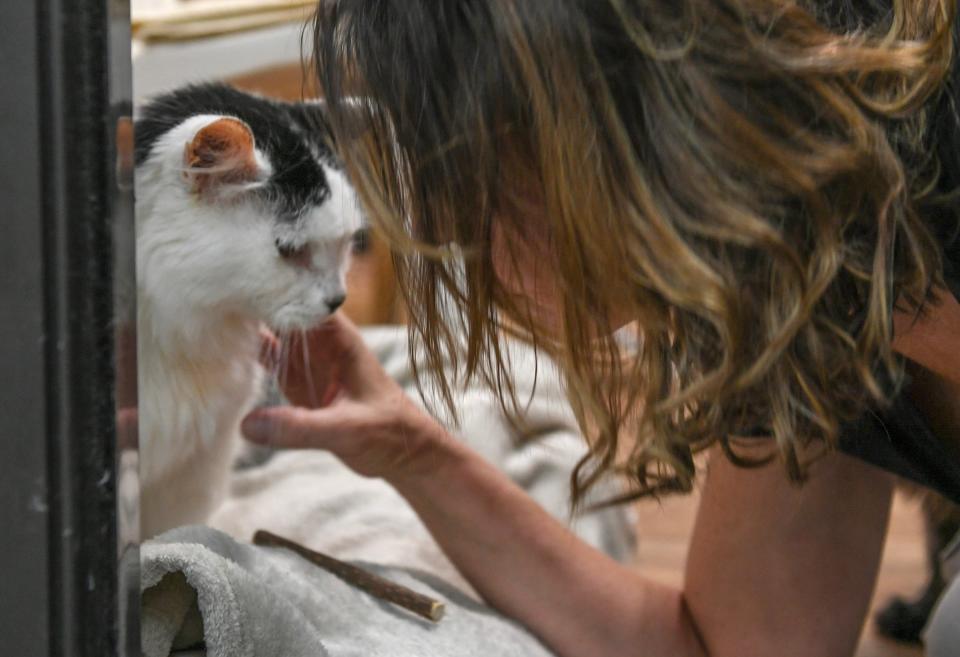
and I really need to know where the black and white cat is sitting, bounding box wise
[134,83,362,538]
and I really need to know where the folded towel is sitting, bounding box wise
[142,525,558,657]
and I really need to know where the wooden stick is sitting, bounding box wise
[253,530,446,622]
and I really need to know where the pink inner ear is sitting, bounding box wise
[184,117,260,195]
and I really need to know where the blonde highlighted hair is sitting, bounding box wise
[313,0,959,504]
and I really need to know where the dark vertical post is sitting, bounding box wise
[0,0,137,655]
[0,0,55,652]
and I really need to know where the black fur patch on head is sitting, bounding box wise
[135,83,339,222]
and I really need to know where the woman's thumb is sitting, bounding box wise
[241,405,347,449]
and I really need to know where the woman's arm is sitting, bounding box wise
[396,431,893,657]
[244,315,892,657]
[390,426,705,657]
[686,444,894,657]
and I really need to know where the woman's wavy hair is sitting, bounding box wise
[313,0,959,505]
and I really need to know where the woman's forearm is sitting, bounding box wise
[388,422,706,657]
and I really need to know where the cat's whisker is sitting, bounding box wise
[269,330,284,381]
[266,333,292,437]
[299,327,321,407]
[278,330,294,396]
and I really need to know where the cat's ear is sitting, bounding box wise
[183,117,263,198]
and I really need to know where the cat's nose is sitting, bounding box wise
[326,294,346,312]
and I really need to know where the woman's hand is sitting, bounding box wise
[241,313,453,481]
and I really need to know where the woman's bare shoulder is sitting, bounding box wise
[894,286,960,386]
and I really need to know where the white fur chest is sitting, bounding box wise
[137,303,263,489]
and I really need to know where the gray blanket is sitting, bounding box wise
[142,327,636,656]
[142,525,559,657]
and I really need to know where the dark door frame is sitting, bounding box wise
[0,1,138,655]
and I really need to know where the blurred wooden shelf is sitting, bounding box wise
[132,21,308,100]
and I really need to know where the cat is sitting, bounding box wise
[134,83,363,538]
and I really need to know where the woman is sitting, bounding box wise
[242,1,960,655]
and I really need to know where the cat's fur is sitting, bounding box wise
[134,84,362,538]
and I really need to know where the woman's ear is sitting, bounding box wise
[183,117,264,198]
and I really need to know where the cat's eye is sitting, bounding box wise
[351,227,372,255]
[275,239,309,261]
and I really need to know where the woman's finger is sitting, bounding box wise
[258,327,282,370]
[241,405,354,450]
[288,313,359,366]
[274,342,343,409]
[298,313,396,398]
[279,313,381,406]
